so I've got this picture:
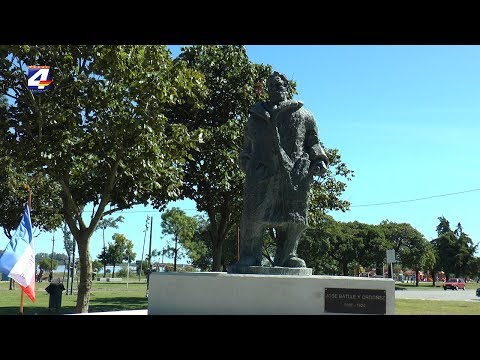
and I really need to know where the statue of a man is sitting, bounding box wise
[236,71,329,268]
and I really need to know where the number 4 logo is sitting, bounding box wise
[28,66,52,92]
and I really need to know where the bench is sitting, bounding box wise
[97,277,122,282]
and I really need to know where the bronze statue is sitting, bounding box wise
[235,71,329,269]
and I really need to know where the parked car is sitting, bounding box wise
[476,288,480,297]
[443,278,466,290]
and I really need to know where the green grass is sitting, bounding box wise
[0,279,148,315]
[1,279,480,315]
[395,299,480,315]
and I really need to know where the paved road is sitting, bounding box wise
[395,288,480,301]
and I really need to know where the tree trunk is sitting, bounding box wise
[342,262,349,276]
[211,231,225,271]
[75,233,93,313]
[212,239,224,272]
[415,269,419,287]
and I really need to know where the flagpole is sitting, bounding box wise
[19,188,32,315]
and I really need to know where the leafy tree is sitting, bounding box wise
[298,217,352,275]
[0,45,206,312]
[38,257,58,272]
[0,160,63,239]
[307,147,355,225]
[298,216,388,276]
[96,248,109,276]
[436,216,451,236]
[105,233,135,277]
[95,216,124,277]
[161,207,197,271]
[179,215,211,270]
[433,232,458,279]
[136,260,149,276]
[423,244,437,286]
[395,226,430,286]
[158,45,272,271]
[0,94,7,108]
[455,231,477,278]
[145,249,162,269]
[175,215,241,272]
[1,93,63,239]
[91,260,103,274]
[297,214,337,275]
[379,221,429,279]
[431,217,477,279]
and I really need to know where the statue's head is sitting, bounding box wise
[267,71,290,103]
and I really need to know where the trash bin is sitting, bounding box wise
[45,283,65,312]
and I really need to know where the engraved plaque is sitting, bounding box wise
[325,288,386,314]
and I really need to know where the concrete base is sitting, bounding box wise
[148,272,395,315]
[227,265,313,276]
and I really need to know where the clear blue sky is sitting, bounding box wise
[2,45,479,262]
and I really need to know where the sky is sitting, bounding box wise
[2,45,480,263]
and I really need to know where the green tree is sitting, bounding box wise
[423,244,437,285]
[395,226,430,286]
[95,216,124,277]
[91,260,103,274]
[379,221,430,279]
[38,257,58,272]
[161,207,198,271]
[159,45,272,271]
[453,224,477,278]
[298,216,388,276]
[0,160,63,239]
[307,148,355,226]
[1,91,63,239]
[105,233,135,277]
[297,215,338,275]
[0,94,7,109]
[432,217,477,279]
[179,215,211,270]
[0,45,206,313]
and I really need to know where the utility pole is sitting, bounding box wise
[148,216,153,271]
[49,235,55,282]
[70,240,76,295]
[146,216,153,297]
[139,216,149,281]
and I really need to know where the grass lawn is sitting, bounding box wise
[0,279,148,315]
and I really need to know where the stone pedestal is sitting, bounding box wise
[148,272,395,315]
[227,265,313,275]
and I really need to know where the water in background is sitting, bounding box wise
[54,264,136,274]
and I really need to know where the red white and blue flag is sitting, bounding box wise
[0,204,36,302]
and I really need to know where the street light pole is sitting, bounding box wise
[70,240,76,295]
[148,216,153,271]
[146,216,153,297]
[50,235,55,282]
